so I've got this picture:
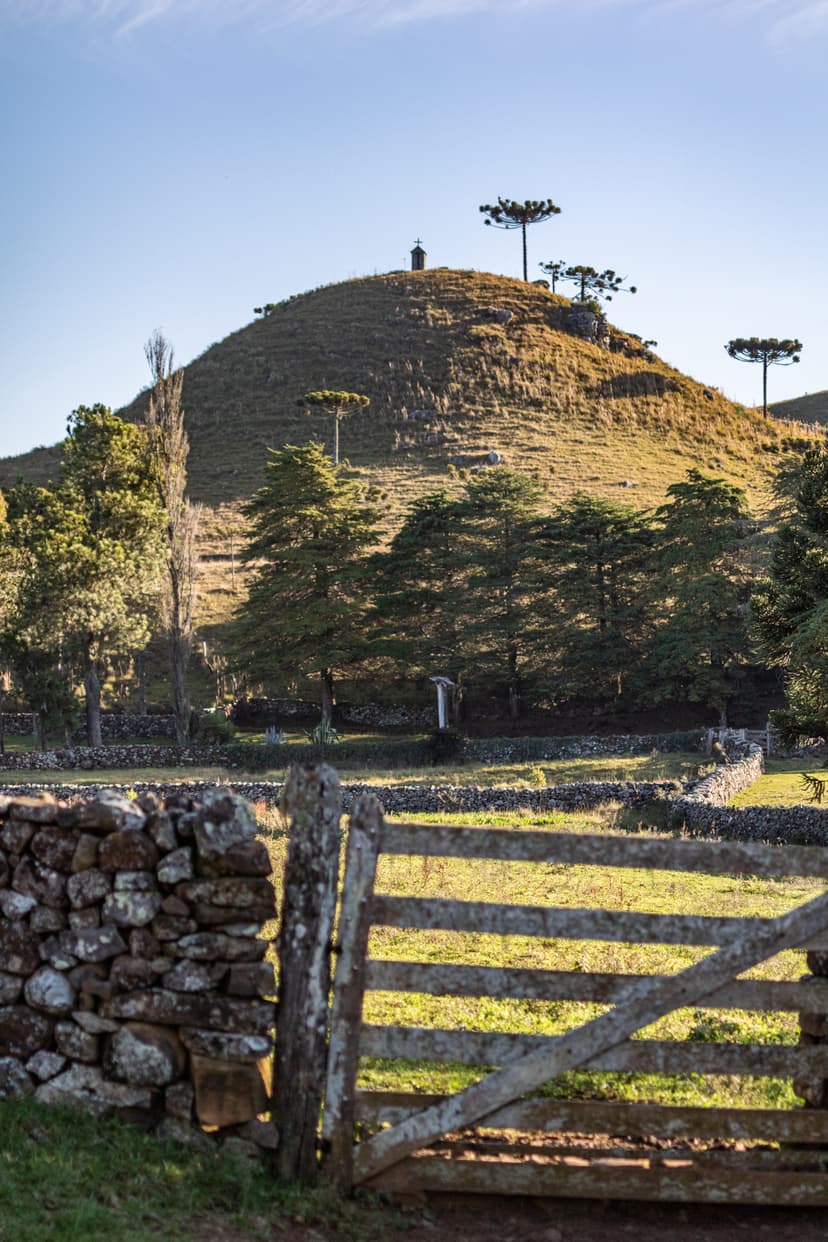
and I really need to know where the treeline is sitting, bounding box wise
[228,442,757,727]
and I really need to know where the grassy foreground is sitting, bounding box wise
[0,1099,380,1242]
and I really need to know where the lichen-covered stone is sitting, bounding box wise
[71,793,146,835]
[35,1063,155,1116]
[54,1019,98,1062]
[233,1118,279,1150]
[106,1022,186,1087]
[24,967,76,1016]
[0,923,41,974]
[145,811,178,854]
[163,961,226,993]
[0,1055,33,1099]
[0,891,37,919]
[0,1005,53,1057]
[103,989,274,1034]
[71,1010,120,1034]
[98,832,158,873]
[12,857,67,909]
[30,827,77,872]
[0,819,35,854]
[69,925,128,963]
[68,907,100,931]
[67,868,111,909]
[129,928,161,958]
[102,890,163,928]
[38,933,77,970]
[179,1028,272,1062]
[29,906,67,934]
[177,877,275,915]
[193,793,257,863]
[114,870,156,892]
[26,1049,66,1081]
[160,895,191,917]
[170,932,267,962]
[157,848,193,885]
[110,956,165,992]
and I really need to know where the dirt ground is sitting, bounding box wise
[195,1193,828,1241]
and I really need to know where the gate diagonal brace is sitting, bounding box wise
[353,885,828,1186]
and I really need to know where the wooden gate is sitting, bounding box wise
[322,806,828,1204]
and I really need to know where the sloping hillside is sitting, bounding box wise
[772,390,828,426]
[0,269,821,629]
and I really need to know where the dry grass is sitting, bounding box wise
[1,268,821,640]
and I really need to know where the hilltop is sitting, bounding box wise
[0,268,821,628]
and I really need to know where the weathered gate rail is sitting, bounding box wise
[320,813,828,1205]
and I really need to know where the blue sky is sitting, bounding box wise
[1,0,826,458]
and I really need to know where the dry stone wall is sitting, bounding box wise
[0,788,277,1157]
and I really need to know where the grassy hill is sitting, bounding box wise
[772,389,828,425]
[0,268,822,633]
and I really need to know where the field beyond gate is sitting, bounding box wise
[321,817,828,1205]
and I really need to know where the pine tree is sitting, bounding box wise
[229,442,379,724]
[479,198,561,281]
[753,443,828,741]
[646,470,753,724]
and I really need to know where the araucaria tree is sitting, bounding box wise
[753,443,828,742]
[479,198,561,282]
[0,407,164,747]
[302,390,369,467]
[725,337,802,417]
[143,331,201,747]
[542,263,637,304]
[230,442,379,725]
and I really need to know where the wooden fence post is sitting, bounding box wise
[273,764,342,1183]
[321,792,384,1193]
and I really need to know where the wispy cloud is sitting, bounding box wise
[2,0,827,40]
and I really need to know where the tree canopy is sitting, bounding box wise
[479,197,561,282]
[725,337,802,416]
[541,262,637,303]
[753,443,828,742]
[302,390,370,466]
[0,406,164,746]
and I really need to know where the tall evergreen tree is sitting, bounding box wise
[646,470,753,724]
[540,494,653,716]
[452,470,546,719]
[373,490,467,678]
[230,442,379,724]
[753,443,828,740]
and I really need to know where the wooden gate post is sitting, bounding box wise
[322,792,384,1193]
[273,763,342,1183]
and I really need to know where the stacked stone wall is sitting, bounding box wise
[0,788,276,1158]
[0,714,176,740]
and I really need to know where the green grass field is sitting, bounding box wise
[730,758,828,807]
[255,803,816,1112]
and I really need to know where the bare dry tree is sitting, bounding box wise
[144,330,201,746]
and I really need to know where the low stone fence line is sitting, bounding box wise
[0,778,681,814]
[0,714,177,741]
[0,787,277,1159]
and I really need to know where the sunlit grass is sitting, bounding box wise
[730,758,828,807]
